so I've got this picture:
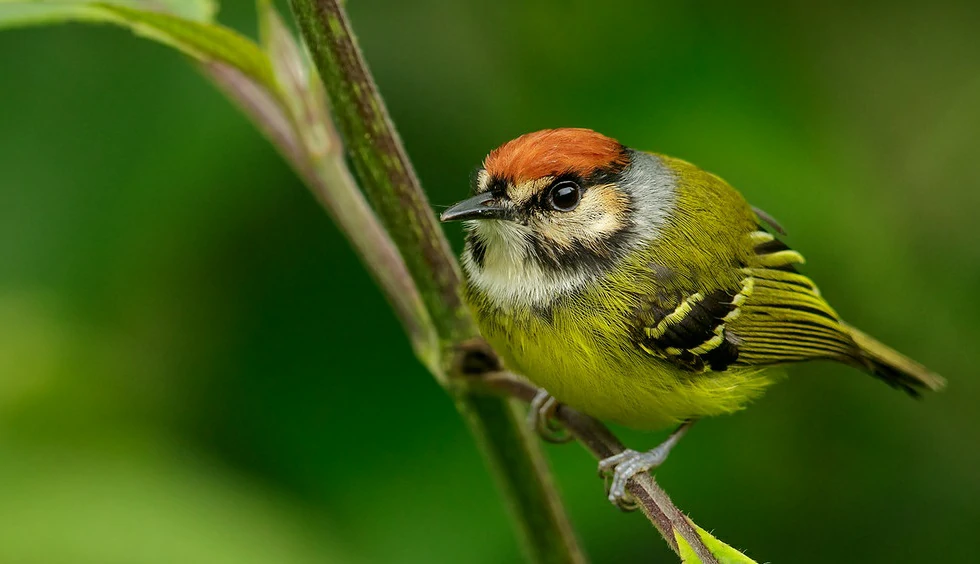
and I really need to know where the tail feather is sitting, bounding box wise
[845,324,946,397]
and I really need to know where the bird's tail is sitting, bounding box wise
[845,324,946,397]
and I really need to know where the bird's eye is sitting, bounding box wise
[547,180,582,212]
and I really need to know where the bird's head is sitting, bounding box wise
[440,128,676,308]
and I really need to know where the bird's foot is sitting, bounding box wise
[598,447,671,510]
[527,389,574,444]
[597,420,695,510]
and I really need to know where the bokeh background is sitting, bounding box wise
[1,1,978,562]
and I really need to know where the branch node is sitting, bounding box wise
[452,337,503,378]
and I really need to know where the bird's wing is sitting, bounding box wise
[727,228,858,367]
[633,224,858,373]
[632,282,744,372]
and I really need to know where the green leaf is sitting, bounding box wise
[0,2,275,89]
[676,522,758,564]
[0,3,99,26]
[0,0,216,24]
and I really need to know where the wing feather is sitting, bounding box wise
[728,230,858,366]
[633,226,861,373]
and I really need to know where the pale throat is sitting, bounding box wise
[463,219,596,309]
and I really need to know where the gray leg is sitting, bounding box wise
[527,389,574,444]
[598,420,696,508]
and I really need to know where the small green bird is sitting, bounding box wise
[440,128,945,505]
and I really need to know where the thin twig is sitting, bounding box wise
[481,373,721,564]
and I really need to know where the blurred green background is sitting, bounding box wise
[1,0,978,562]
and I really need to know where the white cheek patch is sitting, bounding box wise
[562,186,627,250]
[586,210,621,235]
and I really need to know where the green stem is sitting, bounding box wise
[458,394,587,564]
[288,0,470,346]
[287,1,585,562]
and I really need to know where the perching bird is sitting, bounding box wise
[439,128,945,505]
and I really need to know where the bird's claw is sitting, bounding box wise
[596,420,694,509]
[527,389,573,444]
[598,445,671,510]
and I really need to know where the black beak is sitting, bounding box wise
[439,192,510,222]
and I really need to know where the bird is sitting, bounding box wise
[439,128,945,506]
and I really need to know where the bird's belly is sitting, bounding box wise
[483,313,775,431]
